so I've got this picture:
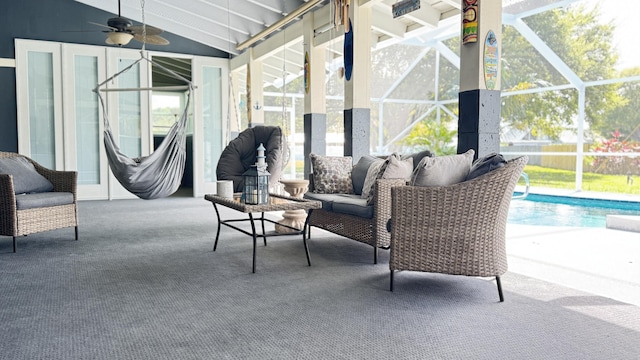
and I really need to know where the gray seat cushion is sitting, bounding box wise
[0,157,54,194]
[331,196,373,219]
[15,192,74,210]
[303,192,337,211]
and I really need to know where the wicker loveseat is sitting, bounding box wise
[389,156,528,301]
[0,152,78,252]
[304,151,431,263]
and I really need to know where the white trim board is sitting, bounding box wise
[0,58,16,67]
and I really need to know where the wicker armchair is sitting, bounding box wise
[389,156,528,301]
[0,152,78,252]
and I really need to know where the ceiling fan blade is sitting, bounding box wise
[89,21,117,31]
[133,34,170,46]
[129,25,164,36]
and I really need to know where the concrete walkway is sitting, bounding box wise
[506,224,640,306]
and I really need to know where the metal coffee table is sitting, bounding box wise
[204,193,322,273]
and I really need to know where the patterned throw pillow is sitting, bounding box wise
[360,159,386,202]
[310,154,354,194]
[361,154,413,206]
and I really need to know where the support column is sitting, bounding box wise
[247,48,264,126]
[303,12,327,177]
[228,70,241,139]
[457,0,502,159]
[343,1,372,163]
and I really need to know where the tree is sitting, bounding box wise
[596,67,640,142]
[400,115,457,156]
[500,4,623,140]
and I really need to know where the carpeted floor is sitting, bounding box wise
[1,195,639,360]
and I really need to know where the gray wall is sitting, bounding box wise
[0,0,227,152]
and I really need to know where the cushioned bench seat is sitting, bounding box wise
[304,193,373,219]
[15,192,75,210]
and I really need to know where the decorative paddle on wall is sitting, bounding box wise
[88,0,169,46]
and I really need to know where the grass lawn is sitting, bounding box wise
[524,165,640,195]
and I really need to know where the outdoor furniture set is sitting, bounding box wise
[0,145,527,302]
[304,151,528,301]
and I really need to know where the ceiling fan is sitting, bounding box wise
[90,0,169,46]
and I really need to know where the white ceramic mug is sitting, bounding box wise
[216,180,234,198]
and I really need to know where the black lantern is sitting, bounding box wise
[242,165,270,205]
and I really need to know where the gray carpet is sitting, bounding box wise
[1,195,639,360]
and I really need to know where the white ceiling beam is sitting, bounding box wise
[371,7,406,39]
[399,2,442,27]
[251,21,304,60]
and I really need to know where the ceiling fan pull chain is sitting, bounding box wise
[140,0,147,51]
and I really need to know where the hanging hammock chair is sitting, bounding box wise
[94,52,194,200]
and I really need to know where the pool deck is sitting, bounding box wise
[506,224,640,307]
[507,188,640,306]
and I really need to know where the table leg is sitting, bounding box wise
[261,212,267,246]
[302,209,313,266]
[249,213,257,273]
[212,203,222,252]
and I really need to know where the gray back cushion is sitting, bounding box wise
[216,126,288,192]
[351,155,380,195]
[401,149,434,170]
[0,156,54,194]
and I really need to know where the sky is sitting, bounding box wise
[582,0,639,71]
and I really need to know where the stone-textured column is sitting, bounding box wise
[457,0,502,159]
[343,1,372,163]
[303,12,327,177]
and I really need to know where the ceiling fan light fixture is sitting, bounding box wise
[107,32,134,46]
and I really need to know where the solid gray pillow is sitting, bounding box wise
[401,149,434,170]
[411,150,475,187]
[0,156,54,194]
[466,153,507,180]
[351,155,381,195]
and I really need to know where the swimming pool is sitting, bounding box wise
[508,193,640,227]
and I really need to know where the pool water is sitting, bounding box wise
[508,193,640,227]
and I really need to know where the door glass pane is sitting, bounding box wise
[152,93,182,135]
[27,51,55,168]
[117,59,141,157]
[75,55,100,184]
[203,66,222,182]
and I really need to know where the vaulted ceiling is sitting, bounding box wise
[75,0,460,56]
[73,0,561,89]
[74,0,462,87]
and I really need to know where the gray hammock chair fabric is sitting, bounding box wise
[94,52,194,200]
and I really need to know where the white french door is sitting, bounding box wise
[192,57,228,196]
[15,40,64,170]
[61,44,109,200]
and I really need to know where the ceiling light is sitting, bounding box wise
[106,32,134,46]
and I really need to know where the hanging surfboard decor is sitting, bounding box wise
[344,18,353,81]
[304,51,310,94]
[483,30,499,90]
